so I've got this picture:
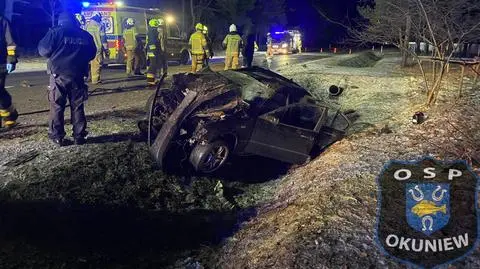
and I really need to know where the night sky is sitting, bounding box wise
[5,0,361,51]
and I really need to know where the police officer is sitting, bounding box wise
[189,23,209,73]
[146,18,160,85]
[122,18,141,76]
[242,25,256,68]
[0,15,18,129]
[157,18,168,77]
[86,12,108,84]
[202,25,214,66]
[38,12,96,146]
[222,24,243,70]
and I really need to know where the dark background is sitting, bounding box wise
[2,0,362,54]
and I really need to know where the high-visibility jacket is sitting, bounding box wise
[189,30,208,55]
[0,16,17,68]
[86,20,107,54]
[222,32,243,56]
[122,26,138,50]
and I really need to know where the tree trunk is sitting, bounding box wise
[401,14,412,67]
[190,0,195,29]
[50,0,55,27]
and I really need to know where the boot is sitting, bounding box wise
[0,105,18,128]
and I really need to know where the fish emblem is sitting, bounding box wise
[411,200,447,217]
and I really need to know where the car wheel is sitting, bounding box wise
[180,50,191,65]
[189,140,230,173]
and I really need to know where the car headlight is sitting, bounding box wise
[272,45,279,48]
[282,43,288,48]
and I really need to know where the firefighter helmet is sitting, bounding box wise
[126,18,135,26]
[195,23,203,31]
[149,18,160,27]
[229,24,237,32]
[158,18,165,26]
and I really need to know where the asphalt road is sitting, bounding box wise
[4,52,328,124]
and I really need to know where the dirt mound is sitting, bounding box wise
[337,52,383,68]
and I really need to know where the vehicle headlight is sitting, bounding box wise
[272,45,279,48]
[282,43,288,48]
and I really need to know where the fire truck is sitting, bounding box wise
[271,30,302,54]
[81,2,190,65]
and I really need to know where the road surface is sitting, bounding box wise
[4,52,329,126]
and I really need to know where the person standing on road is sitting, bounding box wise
[122,18,141,77]
[0,15,18,129]
[242,25,256,68]
[189,23,209,73]
[157,19,168,77]
[202,25,214,67]
[146,18,160,85]
[38,12,96,146]
[266,32,273,57]
[222,24,243,70]
[86,12,109,84]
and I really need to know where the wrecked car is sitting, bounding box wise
[139,67,356,173]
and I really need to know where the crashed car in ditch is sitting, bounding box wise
[139,67,356,173]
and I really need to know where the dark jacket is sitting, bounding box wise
[243,33,256,57]
[0,16,17,68]
[146,26,159,52]
[38,13,96,77]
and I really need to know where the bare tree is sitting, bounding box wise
[189,0,216,30]
[331,0,480,106]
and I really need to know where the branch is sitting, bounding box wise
[311,1,351,30]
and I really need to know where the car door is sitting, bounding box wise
[243,104,327,164]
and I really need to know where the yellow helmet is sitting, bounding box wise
[149,18,159,27]
[202,25,208,34]
[195,23,203,31]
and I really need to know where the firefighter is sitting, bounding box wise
[146,18,160,85]
[38,12,96,146]
[189,23,209,73]
[0,15,18,129]
[266,32,273,57]
[86,12,109,84]
[202,25,214,66]
[222,24,243,70]
[157,18,168,76]
[122,18,141,76]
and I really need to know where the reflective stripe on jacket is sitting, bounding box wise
[86,20,107,53]
[189,31,207,55]
[123,27,138,50]
[223,33,243,56]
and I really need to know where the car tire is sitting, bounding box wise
[180,50,191,65]
[189,140,230,173]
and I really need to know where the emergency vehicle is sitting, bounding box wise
[271,30,302,54]
[81,2,190,65]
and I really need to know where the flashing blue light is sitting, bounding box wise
[82,2,90,8]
